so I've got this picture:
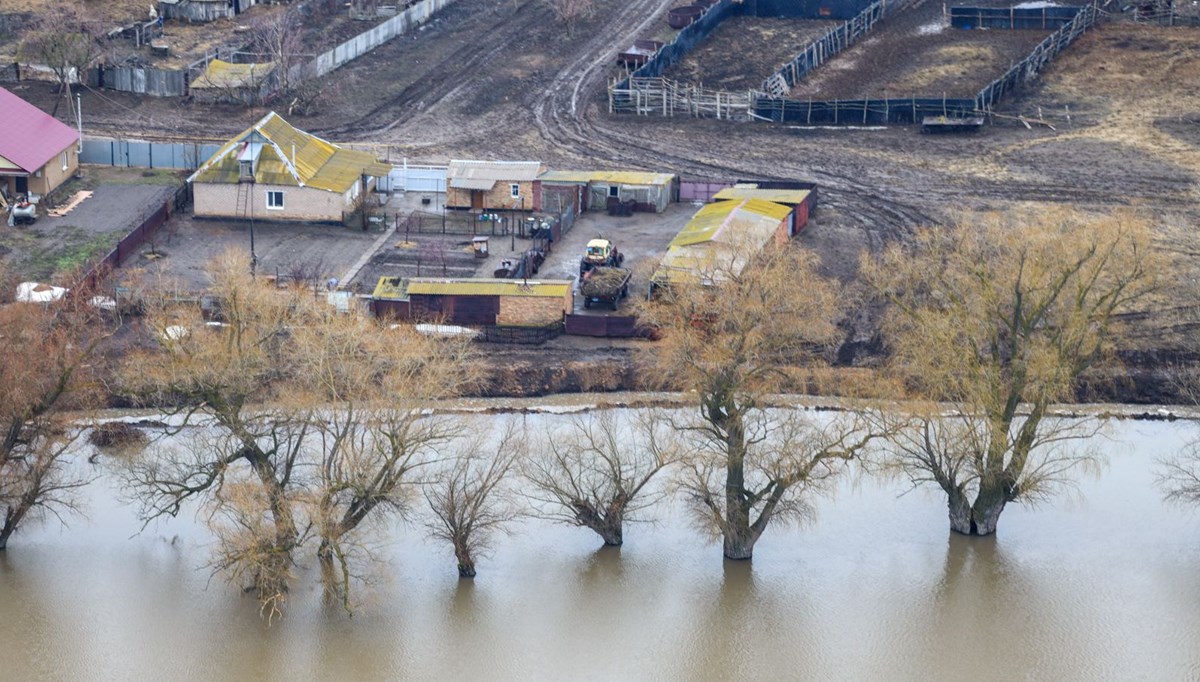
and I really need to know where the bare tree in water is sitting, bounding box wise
[635,243,876,560]
[122,250,477,619]
[864,208,1161,536]
[424,423,523,578]
[0,275,113,549]
[524,409,682,546]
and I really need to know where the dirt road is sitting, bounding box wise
[14,8,1200,350]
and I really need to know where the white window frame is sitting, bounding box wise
[265,190,284,210]
[608,185,620,198]
[510,183,520,199]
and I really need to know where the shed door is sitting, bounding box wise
[471,191,484,211]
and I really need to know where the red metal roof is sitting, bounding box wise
[0,88,79,173]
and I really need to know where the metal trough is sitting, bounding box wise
[667,5,704,29]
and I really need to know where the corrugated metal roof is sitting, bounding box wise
[537,170,675,186]
[0,87,79,174]
[188,112,389,193]
[655,199,792,285]
[406,278,572,298]
[712,186,812,205]
[447,160,542,183]
[373,276,408,299]
[449,178,497,190]
[189,59,276,90]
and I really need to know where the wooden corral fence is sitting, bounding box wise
[760,0,904,97]
[609,77,755,120]
[973,4,1100,112]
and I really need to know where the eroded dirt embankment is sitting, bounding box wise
[472,343,1199,405]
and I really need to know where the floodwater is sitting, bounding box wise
[3,410,1200,681]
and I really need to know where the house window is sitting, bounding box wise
[510,183,520,199]
[266,191,284,209]
[608,185,619,198]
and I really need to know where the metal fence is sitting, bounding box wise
[949,5,1085,29]
[88,65,189,97]
[755,96,977,124]
[293,0,460,82]
[613,0,739,90]
[81,138,223,170]
[79,184,191,292]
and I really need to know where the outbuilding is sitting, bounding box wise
[188,111,391,223]
[711,184,815,235]
[652,197,794,288]
[538,170,676,214]
[373,277,573,327]
[446,160,543,212]
[0,87,79,201]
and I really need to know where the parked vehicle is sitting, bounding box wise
[580,267,631,310]
[580,238,624,275]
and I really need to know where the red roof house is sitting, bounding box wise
[0,87,80,200]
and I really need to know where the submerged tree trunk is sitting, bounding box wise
[456,546,476,578]
[597,526,623,547]
[947,487,1008,536]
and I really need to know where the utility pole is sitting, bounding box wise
[75,93,82,154]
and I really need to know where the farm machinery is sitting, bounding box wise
[580,238,623,276]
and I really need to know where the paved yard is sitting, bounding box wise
[134,214,387,292]
[1,183,178,285]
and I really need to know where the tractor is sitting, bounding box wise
[580,238,624,276]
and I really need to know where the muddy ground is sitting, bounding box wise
[11,5,1200,397]
[662,16,839,91]
[788,0,1052,99]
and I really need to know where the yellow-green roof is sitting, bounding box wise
[712,186,812,205]
[188,112,391,193]
[406,278,572,298]
[190,59,275,90]
[669,199,791,248]
[538,170,675,186]
[655,198,793,285]
[373,276,408,299]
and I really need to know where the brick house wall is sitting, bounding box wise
[496,291,571,326]
[447,179,538,211]
[193,182,354,222]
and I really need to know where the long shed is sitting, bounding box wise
[538,170,676,213]
[711,184,814,235]
[652,197,794,287]
[373,277,573,327]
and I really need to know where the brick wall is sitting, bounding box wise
[496,292,569,326]
[447,180,537,210]
[193,182,350,222]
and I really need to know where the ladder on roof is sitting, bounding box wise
[237,175,258,272]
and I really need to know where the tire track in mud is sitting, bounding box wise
[526,7,931,249]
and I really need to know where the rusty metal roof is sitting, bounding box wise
[406,278,572,298]
[538,170,675,186]
[188,112,390,192]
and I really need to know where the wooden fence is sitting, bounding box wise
[760,0,902,97]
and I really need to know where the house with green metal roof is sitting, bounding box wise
[188,111,392,223]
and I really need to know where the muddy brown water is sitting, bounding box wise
[2,412,1200,680]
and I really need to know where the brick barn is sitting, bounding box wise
[446,160,543,212]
